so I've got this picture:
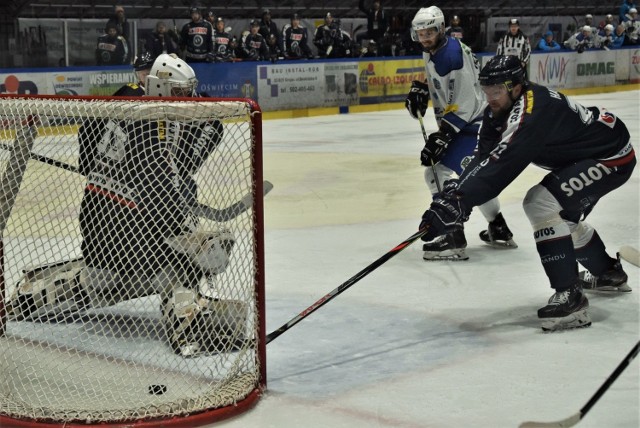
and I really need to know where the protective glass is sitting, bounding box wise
[481,84,509,101]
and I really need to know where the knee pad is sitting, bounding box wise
[424,164,455,195]
[523,184,571,242]
[571,221,596,249]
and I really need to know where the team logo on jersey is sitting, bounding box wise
[460,155,473,170]
[597,111,617,128]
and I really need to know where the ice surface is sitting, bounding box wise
[214,90,639,428]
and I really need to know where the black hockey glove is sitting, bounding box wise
[405,80,430,119]
[419,180,469,240]
[420,130,452,166]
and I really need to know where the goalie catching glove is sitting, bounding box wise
[405,80,430,119]
[419,180,469,241]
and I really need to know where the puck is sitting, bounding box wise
[148,384,167,395]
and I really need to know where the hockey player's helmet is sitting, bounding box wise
[134,51,155,71]
[479,55,526,90]
[145,53,198,97]
[411,6,445,41]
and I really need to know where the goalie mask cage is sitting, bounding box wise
[0,95,266,427]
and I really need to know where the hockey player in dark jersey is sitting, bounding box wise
[112,51,155,97]
[180,6,214,63]
[9,54,235,357]
[242,19,269,61]
[406,6,516,261]
[211,17,235,62]
[283,14,314,60]
[419,55,636,331]
[96,21,129,65]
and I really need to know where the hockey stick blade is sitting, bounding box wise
[266,227,430,344]
[519,340,640,428]
[0,142,272,222]
[191,180,273,221]
[619,245,640,267]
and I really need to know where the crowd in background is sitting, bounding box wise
[95,1,640,67]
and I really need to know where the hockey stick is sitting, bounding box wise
[416,111,442,192]
[266,227,430,344]
[0,142,273,222]
[519,340,640,428]
[619,245,640,267]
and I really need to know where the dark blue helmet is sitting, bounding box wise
[479,55,526,89]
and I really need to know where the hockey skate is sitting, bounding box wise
[422,229,468,261]
[538,283,591,332]
[579,253,631,292]
[479,212,518,248]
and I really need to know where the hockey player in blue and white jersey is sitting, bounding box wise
[405,5,516,261]
[419,55,635,331]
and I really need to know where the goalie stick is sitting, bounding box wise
[619,245,640,268]
[266,227,430,344]
[0,142,273,222]
[519,340,640,428]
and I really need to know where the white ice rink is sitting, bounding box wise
[218,89,640,428]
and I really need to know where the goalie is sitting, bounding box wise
[8,54,240,357]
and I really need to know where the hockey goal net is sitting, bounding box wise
[0,95,266,427]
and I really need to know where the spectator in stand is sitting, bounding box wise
[357,0,389,51]
[105,5,131,63]
[145,21,180,58]
[620,0,638,23]
[445,15,464,40]
[259,9,282,49]
[96,21,129,65]
[106,5,130,43]
[564,25,599,52]
[612,23,630,47]
[212,17,235,62]
[598,24,616,49]
[623,8,640,43]
[537,30,561,51]
[496,18,531,70]
[283,14,314,59]
[242,19,269,61]
[314,13,352,58]
[180,6,214,63]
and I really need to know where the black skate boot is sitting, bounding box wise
[479,212,517,248]
[538,282,591,332]
[422,228,468,261]
[579,253,631,292]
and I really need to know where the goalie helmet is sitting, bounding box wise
[410,6,445,41]
[479,55,526,90]
[145,53,198,97]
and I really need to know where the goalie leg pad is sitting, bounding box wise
[165,230,235,275]
[162,283,248,357]
[8,259,87,321]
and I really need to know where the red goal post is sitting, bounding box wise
[0,94,266,427]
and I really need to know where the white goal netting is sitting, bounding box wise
[0,95,265,426]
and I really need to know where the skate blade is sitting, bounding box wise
[480,238,518,249]
[541,309,592,332]
[423,249,469,261]
[583,282,632,293]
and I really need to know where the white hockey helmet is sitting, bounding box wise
[605,24,614,32]
[411,6,445,41]
[145,53,198,97]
